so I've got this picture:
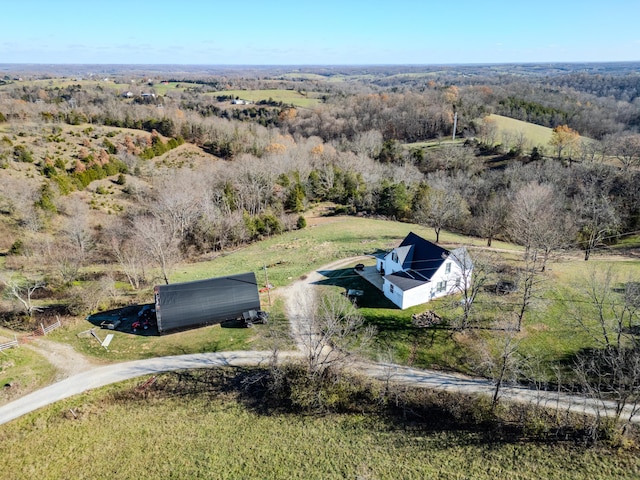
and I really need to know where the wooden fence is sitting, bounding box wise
[0,335,18,352]
[41,316,62,336]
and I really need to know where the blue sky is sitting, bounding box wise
[1,0,639,65]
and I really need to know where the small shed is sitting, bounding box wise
[154,272,261,333]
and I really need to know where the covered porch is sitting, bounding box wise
[355,265,384,292]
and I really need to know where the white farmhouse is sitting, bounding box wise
[375,232,472,309]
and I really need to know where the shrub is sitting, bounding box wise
[35,182,57,213]
[42,164,56,178]
[103,138,117,155]
[296,215,306,229]
[13,145,34,163]
[8,239,24,255]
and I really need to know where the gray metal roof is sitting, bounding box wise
[154,272,260,333]
[398,232,450,282]
[384,269,429,291]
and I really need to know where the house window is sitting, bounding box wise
[455,277,461,288]
[445,262,451,274]
[436,280,447,292]
[390,284,394,293]
[391,252,398,263]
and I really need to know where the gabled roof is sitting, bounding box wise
[450,247,473,271]
[395,245,414,268]
[397,232,450,281]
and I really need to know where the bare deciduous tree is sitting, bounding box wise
[297,291,376,378]
[476,319,521,410]
[414,179,469,243]
[61,196,94,257]
[0,274,45,317]
[612,133,640,172]
[572,185,620,261]
[569,267,640,433]
[508,182,571,271]
[107,227,148,290]
[132,215,181,285]
[150,170,207,239]
[477,194,508,247]
[449,249,491,331]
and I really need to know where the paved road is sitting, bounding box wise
[0,351,298,425]
[1,257,637,426]
[2,348,634,426]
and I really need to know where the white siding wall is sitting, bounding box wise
[380,251,473,310]
[401,283,432,309]
[383,251,404,275]
[382,279,403,307]
[428,261,468,300]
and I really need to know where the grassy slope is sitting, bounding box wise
[0,380,637,479]
[487,113,554,147]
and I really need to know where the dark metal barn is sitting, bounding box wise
[153,272,261,333]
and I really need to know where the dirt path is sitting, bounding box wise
[26,339,98,381]
[277,255,369,353]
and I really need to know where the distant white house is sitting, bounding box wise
[376,232,472,309]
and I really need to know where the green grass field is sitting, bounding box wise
[0,329,57,405]
[1,375,637,479]
[486,113,554,148]
[209,89,322,108]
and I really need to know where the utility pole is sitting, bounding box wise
[263,264,271,306]
[452,110,458,141]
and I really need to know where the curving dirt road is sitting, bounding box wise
[0,257,637,426]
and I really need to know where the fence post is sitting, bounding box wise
[41,323,46,336]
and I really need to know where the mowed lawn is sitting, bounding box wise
[1,379,638,480]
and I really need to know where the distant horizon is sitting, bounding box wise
[2,1,638,65]
[1,60,638,71]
